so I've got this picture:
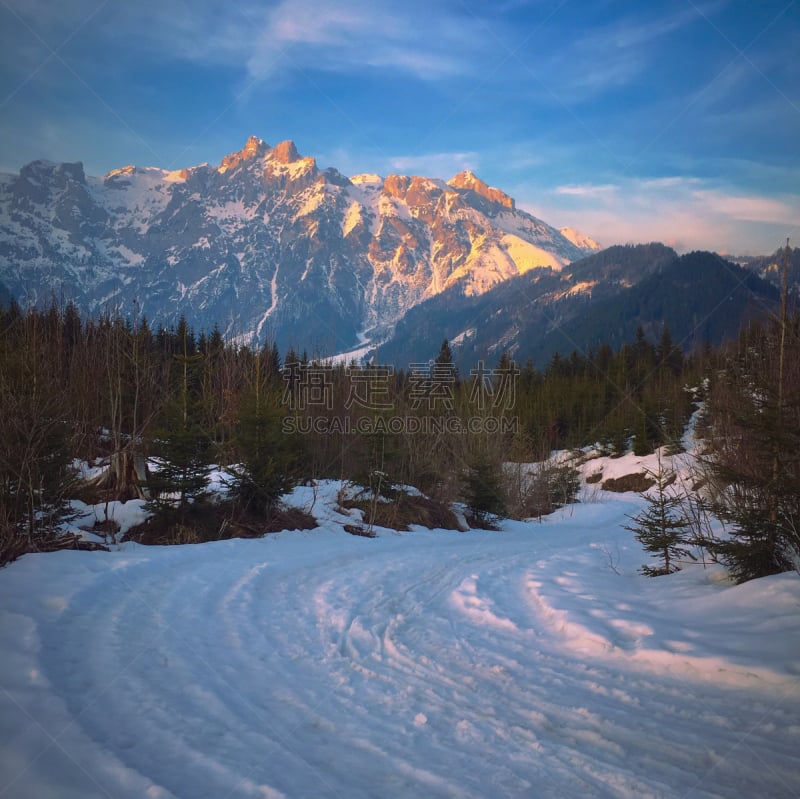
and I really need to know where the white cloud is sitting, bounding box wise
[268,3,367,45]
[692,190,797,225]
[79,0,482,83]
[246,0,482,81]
[520,176,800,255]
[1,0,478,83]
[555,184,619,198]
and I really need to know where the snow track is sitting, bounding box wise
[1,494,799,798]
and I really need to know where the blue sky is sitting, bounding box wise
[0,0,797,254]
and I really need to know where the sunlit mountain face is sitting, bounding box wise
[0,137,598,352]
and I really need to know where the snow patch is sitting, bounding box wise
[500,233,564,273]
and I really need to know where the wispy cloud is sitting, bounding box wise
[245,0,486,81]
[521,176,799,255]
[530,3,716,101]
[0,0,485,81]
[555,184,620,198]
[43,0,484,83]
[693,190,798,225]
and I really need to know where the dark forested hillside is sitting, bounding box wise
[563,242,677,285]
[737,245,800,297]
[0,281,12,308]
[375,246,781,368]
[536,251,779,359]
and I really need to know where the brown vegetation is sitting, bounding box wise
[340,492,463,532]
[601,473,656,493]
[0,530,108,568]
[124,502,317,546]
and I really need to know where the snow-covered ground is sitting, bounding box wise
[1,465,799,798]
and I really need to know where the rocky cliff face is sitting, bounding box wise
[0,136,599,352]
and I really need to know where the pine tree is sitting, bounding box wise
[146,398,212,518]
[269,342,281,382]
[656,324,683,376]
[146,330,211,523]
[435,339,458,385]
[227,352,302,518]
[435,338,453,366]
[462,452,506,523]
[625,460,690,576]
[704,308,800,581]
[632,409,653,456]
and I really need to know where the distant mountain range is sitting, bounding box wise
[0,136,598,352]
[1,136,794,367]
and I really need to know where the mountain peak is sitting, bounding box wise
[270,140,301,164]
[218,135,269,173]
[264,140,318,181]
[242,134,267,156]
[447,170,514,210]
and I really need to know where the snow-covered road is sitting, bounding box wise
[1,485,799,799]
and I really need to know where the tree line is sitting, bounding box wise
[1,296,797,581]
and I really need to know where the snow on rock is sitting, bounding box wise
[500,233,564,273]
[1,474,798,798]
[559,226,602,251]
[69,498,150,540]
[0,138,599,354]
[448,170,515,210]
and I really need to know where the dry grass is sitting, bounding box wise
[340,492,462,532]
[1,529,108,568]
[344,523,377,538]
[124,502,317,546]
[601,473,656,493]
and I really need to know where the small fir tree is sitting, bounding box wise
[227,386,300,518]
[463,453,506,523]
[227,348,304,518]
[625,460,690,576]
[146,396,212,520]
[146,333,211,522]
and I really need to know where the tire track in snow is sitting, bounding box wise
[2,509,799,799]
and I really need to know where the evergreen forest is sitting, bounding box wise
[1,295,798,583]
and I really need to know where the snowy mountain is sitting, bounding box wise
[0,136,598,351]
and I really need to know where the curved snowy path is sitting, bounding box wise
[2,495,800,798]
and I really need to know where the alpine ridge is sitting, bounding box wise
[0,136,599,352]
